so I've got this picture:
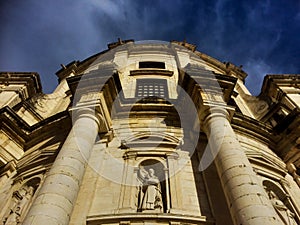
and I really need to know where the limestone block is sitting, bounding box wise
[26,203,69,224]
[235,205,280,224]
[27,215,59,225]
[33,193,73,213]
[38,181,78,203]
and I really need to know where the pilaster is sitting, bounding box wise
[167,154,184,214]
[117,156,138,213]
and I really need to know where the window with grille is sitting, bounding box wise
[135,79,168,98]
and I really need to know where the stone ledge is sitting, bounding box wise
[130,69,174,77]
[86,213,214,225]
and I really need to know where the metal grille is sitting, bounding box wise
[136,79,168,98]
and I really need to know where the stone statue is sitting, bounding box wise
[268,190,298,225]
[3,186,34,225]
[138,167,163,212]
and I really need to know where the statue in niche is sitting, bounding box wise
[267,190,298,225]
[3,185,34,225]
[138,166,163,212]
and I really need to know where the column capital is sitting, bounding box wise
[200,105,230,134]
[69,91,111,133]
[165,152,179,160]
[69,105,105,133]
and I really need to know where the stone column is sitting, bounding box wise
[164,168,170,213]
[23,107,102,225]
[203,107,282,225]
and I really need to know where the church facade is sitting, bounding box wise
[0,40,299,225]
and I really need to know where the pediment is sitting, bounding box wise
[120,132,181,149]
[247,152,287,178]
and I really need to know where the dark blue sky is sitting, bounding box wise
[0,0,299,95]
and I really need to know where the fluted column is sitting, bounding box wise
[23,107,102,225]
[203,107,282,225]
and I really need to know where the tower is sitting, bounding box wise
[0,40,299,225]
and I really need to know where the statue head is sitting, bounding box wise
[148,168,155,176]
[27,186,34,195]
[268,190,277,199]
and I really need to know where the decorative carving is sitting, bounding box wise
[287,163,300,187]
[243,94,269,118]
[2,177,40,225]
[267,190,297,225]
[138,166,163,212]
[3,185,34,225]
[79,92,101,103]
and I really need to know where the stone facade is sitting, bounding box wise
[0,40,299,225]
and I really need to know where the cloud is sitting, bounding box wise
[89,0,124,18]
[243,60,272,94]
[0,0,299,94]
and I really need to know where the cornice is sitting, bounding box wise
[129,69,174,76]
[57,39,249,87]
[232,111,300,169]
[180,66,237,101]
[171,40,248,82]
[0,72,42,97]
[195,52,248,82]
[231,112,274,146]
[55,49,111,81]
[107,38,134,50]
[66,68,121,96]
[0,106,71,151]
[261,74,300,90]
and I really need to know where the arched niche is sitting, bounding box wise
[263,179,299,225]
[2,176,41,225]
[263,180,287,202]
[25,177,41,194]
[136,159,168,213]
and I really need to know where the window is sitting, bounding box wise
[139,61,165,69]
[136,79,168,98]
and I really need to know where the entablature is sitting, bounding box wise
[0,106,70,166]
[0,72,42,109]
